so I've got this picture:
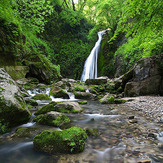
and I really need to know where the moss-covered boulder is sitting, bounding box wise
[54,102,83,113]
[35,102,57,115]
[0,120,10,134]
[15,127,36,138]
[50,86,69,99]
[34,111,70,127]
[74,92,92,99]
[89,85,105,95]
[0,68,31,127]
[99,94,126,104]
[35,103,55,115]
[35,102,82,115]
[25,99,38,106]
[32,94,52,101]
[33,126,88,154]
[78,101,87,105]
[74,86,85,92]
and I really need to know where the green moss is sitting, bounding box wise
[78,101,87,105]
[54,106,80,113]
[107,96,115,104]
[97,95,104,100]
[33,126,88,154]
[114,98,126,104]
[0,95,31,127]
[74,92,91,99]
[90,85,105,95]
[32,94,52,101]
[85,128,98,137]
[74,86,85,92]
[0,87,5,93]
[26,103,32,109]
[0,120,10,135]
[50,89,69,99]
[23,84,33,90]
[35,103,56,115]
[15,127,36,138]
[28,100,38,106]
[107,96,126,104]
[53,114,70,127]
[34,114,70,127]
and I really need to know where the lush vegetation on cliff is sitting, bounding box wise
[0,0,162,79]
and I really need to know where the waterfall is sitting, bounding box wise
[81,29,109,81]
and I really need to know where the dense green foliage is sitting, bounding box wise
[0,120,9,134]
[112,0,163,73]
[0,0,162,79]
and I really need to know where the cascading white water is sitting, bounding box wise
[81,29,109,81]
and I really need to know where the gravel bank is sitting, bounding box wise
[123,96,163,122]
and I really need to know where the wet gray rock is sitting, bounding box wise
[0,68,31,127]
[123,54,163,96]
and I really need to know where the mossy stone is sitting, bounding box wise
[74,86,85,92]
[32,94,52,101]
[78,101,87,105]
[114,98,126,104]
[15,127,36,138]
[34,113,70,127]
[50,87,69,99]
[33,126,88,154]
[26,99,38,106]
[108,96,115,104]
[74,92,91,99]
[0,121,10,134]
[53,102,82,113]
[0,96,31,127]
[35,103,57,115]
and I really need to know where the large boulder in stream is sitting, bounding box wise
[34,111,70,127]
[35,102,83,115]
[0,68,31,127]
[122,54,163,96]
[33,126,88,154]
[32,94,52,101]
[54,102,83,113]
[50,86,69,99]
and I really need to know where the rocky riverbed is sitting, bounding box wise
[123,96,163,123]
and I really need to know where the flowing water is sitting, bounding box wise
[0,88,163,163]
[81,30,108,81]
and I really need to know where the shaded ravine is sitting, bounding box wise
[0,89,163,163]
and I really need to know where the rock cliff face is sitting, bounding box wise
[123,54,163,96]
[0,68,31,127]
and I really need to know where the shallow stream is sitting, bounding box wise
[0,88,163,163]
